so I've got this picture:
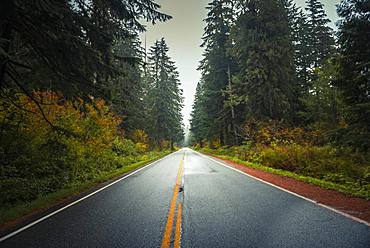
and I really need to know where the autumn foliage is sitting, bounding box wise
[0,91,153,207]
[195,121,370,199]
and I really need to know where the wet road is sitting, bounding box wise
[1,148,369,247]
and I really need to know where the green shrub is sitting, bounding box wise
[199,142,370,198]
[0,91,163,208]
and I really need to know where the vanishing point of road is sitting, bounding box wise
[1,148,369,247]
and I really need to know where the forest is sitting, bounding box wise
[0,0,183,221]
[0,0,369,225]
[190,0,370,198]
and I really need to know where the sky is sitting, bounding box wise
[140,0,341,128]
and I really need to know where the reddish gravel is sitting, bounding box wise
[210,154,370,224]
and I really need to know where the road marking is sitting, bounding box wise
[174,203,182,248]
[190,149,370,227]
[0,150,181,243]
[161,154,184,248]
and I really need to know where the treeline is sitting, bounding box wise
[0,1,183,209]
[190,0,369,197]
[190,0,369,150]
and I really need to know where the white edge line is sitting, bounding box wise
[0,150,181,242]
[190,148,370,227]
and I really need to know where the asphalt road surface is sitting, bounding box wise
[1,148,369,247]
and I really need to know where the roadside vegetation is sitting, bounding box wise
[0,92,170,210]
[0,1,183,224]
[190,0,369,199]
[194,121,370,199]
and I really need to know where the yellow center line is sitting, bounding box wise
[174,203,182,248]
[161,157,184,248]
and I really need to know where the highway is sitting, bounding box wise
[1,148,369,247]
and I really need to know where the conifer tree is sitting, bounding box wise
[109,35,147,134]
[0,0,171,98]
[190,81,209,146]
[334,0,370,150]
[284,0,311,92]
[198,0,237,145]
[147,38,184,148]
[305,0,335,69]
[231,0,296,121]
[0,0,172,139]
[301,59,344,129]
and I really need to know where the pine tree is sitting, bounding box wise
[0,0,171,98]
[301,59,344,129]
[0,0,172,140]
[147,38,184,148]
[109,34,147,134]
[305,0,335,69]
[197,0,238,145]
[190,81,209,146]
[334,0,370,150]
[284,1,311,91]
[231,0,296,122]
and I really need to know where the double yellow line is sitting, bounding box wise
[161,155,184,248]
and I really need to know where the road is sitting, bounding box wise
[1,148,369,247]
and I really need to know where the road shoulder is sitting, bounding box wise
[0,151,177,239]
[194,150,370,225]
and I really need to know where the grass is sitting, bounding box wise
[0,151,172,226]
[197,149,370,200]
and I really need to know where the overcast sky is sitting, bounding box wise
[140,0,341,128]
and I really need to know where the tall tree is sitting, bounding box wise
[0,0,171,138]
[198,0,238,145]
[147,38,184,148]
[190,81,209,146]
[108,34,146,134]
[284,1,311,92]
[231,0,296,122]
[301,59,344,129]
[0,0,171,98]
[334,0,370,150]
[305,0,335,70]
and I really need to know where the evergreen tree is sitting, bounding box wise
[305,0,335,70]
[190,81,209,146]
[334,0,370,150]
[109,34,147,134]
[301,59,344,129]
[198,0,238,145]
[284,0,311,92]
[0,0,171,140]
[231,0,296,122]
[147,38,184,148]
[0,0,171,98]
